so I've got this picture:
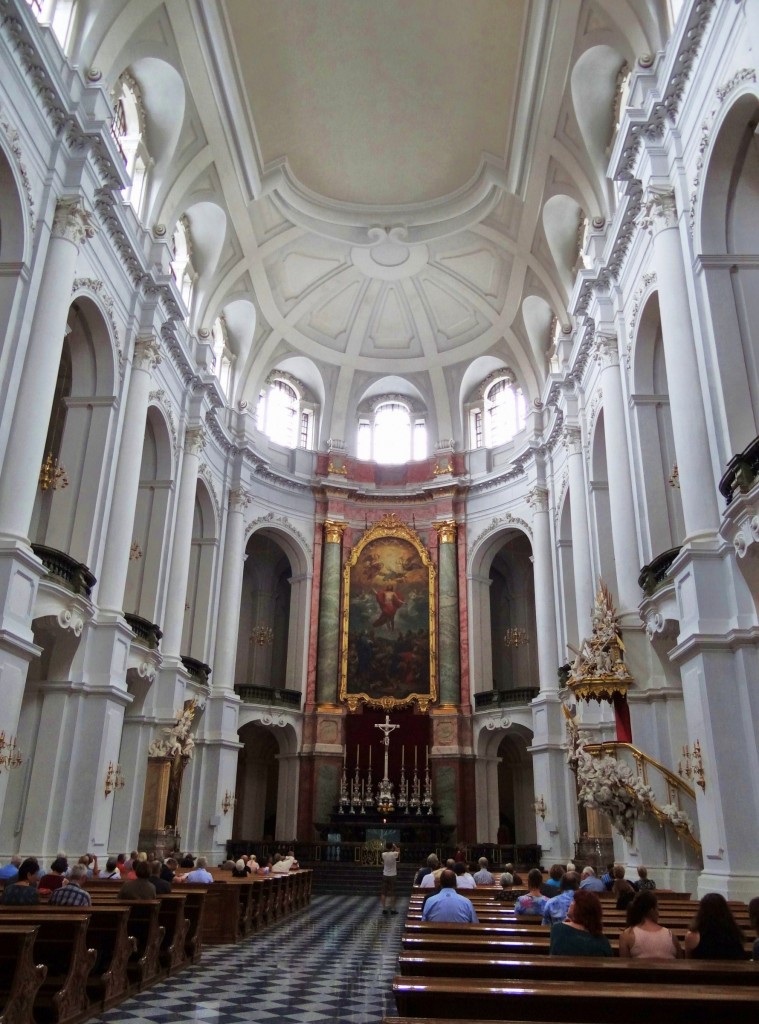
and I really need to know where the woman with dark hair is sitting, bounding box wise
[684,893,747,960]
[515,868,549,916]
[540,863,564,897]
[619,890,682,958]
[612,864,636,910]
[549,889,613,957]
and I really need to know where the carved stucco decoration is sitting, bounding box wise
[246,510,314,557]
[197,462,221,528]
[0,108,35,232]
[468,511,532,557]
[57,606,85,637]
[689,69,757,236]
[73,277,124,376]
[484,714,512,731]
[149,388,178,456]
[626,272,657,366]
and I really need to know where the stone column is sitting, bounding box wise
[564,425,595,637]
[433,519,460,705]
[528,486,558,693]
[212,489,251,693]
[315,520,346,705]
[161,426,206,658]
[595,333,642,613]
[0,197,95,541]
[640,187,719,538]
[97,337,162,612]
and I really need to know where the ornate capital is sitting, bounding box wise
[324,519,347,544]
[132,336,162,371]
[433,519,457,544]
[184,425,207,456]
[52,197,96,246]
[562,425,583,456]
[228,488,252,513]
[594,332,620,368]
[526,486,549,513]
[640,186,678,235]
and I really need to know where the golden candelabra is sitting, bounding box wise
[533,794,547,820]
[250,625,274,646]
[678,740,705,791]
[503,627,529,648]
[0,732,23,773]
[104,761,125,798]
[222,790,236,815]
[38,451,69,491]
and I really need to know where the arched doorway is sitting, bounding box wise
[235,723,280,840]
[496,731,536,846]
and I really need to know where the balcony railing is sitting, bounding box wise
[637,546,682,597]
[474,687,539,709]
[237,685,301,709]
[124,613,163,650]
[181,656,211,686]
[718,434,759,505]
[32,544,97,598]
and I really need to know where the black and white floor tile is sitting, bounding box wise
[89,895,407,1024]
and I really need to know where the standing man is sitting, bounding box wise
[380,841,399,916]
[422,870,479,923]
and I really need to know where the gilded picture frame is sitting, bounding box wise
[339,513,437,712]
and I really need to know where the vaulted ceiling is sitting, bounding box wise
[83,0,669,446]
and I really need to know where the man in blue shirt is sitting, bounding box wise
[422,870,479,923]
[0,855,21,881]
[579,866,606,892]
[542,871,579,925]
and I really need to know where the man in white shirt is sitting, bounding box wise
[380,842,399,916]
[454,862,476,888]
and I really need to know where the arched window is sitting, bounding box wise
[356,396,427,464]
[171,216,196,309]
[467,370,527,449]
[210,316,235,398]
[112,72,151,216]
[256,373,316,450]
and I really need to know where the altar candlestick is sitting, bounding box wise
[401,745,405,768]
[356,744,360,770]
[361,779,365,800]
[426,745,429,767]
[414,746,418,770]
[368,745,371,768]
[343,745,346,766]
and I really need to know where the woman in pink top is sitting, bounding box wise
[618,890,682,959]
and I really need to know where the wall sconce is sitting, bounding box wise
[104,761,125,798]
[222,790,236,815]
[678,741,705,791]
[250,625,274,646]
[0,732,23,773]
[504,628,529,648]
[533,794,547,820]
[38,451,69,492]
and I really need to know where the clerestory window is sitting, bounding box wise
[356,397,427,464]
[256,373,316,450]
[467,371,527,449]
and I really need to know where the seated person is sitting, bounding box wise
[619,890,682,959]
[1,857,41,904]
[453,861,476,888]
[542,871,579,925]
[503,862,523,885]
[39,856,68,892]
[635,865,656,891]
[515,868,549,916]
[232,858,251,877]
[421,869,479,923]
[49,863,92,906]
[579,866,606,893]
[493,872,514,900]
[684,892,748,960]
[540,863,564,896]
[611,864,636,910]
[182,857,214,884]
[149,860,172,893]
[119,859,157,900]
[415,854,439,886]
[101,856,122,880]
[472,857,494,886]
[549,889,612,957]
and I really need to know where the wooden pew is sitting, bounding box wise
[398,951,759,986]
[392,976,759,1023]
[154,894,189,974]
[0,912,96,1024]
[0,924,47,1024]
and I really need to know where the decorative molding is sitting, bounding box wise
[432,520,457,544]
[594,332,620,369]
[626,272,658,365]
[264,368,315,404]
[689,69,757,235]
[526,485,549,514]
[197,462,222,526]
[323,519,347,544]
[72,277,124,374]
[148,388,178,454]
[246,510,313,556]
[468,512,533,555]
[0,108,34,232]
[484,715,512,731]
[183,425,207,456]
[57,606,84,637]
[562,425,583,457]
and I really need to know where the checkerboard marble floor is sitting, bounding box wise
[88,894,408,1024]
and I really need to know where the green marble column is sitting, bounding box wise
[435,520,461,705]
[316,520,346,704]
